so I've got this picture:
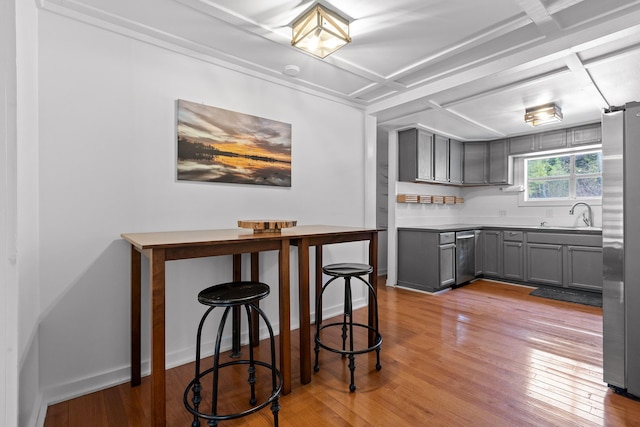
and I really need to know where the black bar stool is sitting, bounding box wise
[314,263,382,392]
[183,281,282,426]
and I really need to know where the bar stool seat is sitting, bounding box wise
[184,281,282,426]
[314,262,382,392]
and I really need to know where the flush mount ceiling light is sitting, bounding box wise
[525,102,563,126]
[291,3,351,59]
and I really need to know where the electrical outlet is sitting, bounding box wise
[546,209,554,218]
[499,210,507,217]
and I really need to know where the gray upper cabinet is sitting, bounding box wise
[509,130,568,155]
[538,129,567,151]
[449,139,463,185]
[463,142,488,184]
[399,128,464,186]
[433,134,450,183]
[398,123,601,187]
[488,139,511,184]
[399,128,434,182]
[508,134,536,155]
[507,122,600,155]
[570,123,601,146]
[463,139,511,185]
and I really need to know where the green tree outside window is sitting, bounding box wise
[526,151,601,200]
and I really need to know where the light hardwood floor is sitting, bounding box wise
[44,279,640,426]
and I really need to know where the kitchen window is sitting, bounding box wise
[520,150,602,204]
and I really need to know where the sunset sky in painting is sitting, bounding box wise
[177,99,291,163]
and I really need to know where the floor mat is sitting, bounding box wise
[529,287,602,307]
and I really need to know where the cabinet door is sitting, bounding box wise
[570,123,601,146]
[538,129,567,150]
[439,243,456,288]
[397,230,440,292]
[567,246,603,291]
[526,243,563,286]
[489,139,510,184]
[503,241,524,281]
[509,134,536,155]
[482,230,503,277]
[398,129,434,182]
[433,134,449,183]
[475,230,483,276]
[449,139,463,185]
[417,131,434,181]
[463,142,488,184]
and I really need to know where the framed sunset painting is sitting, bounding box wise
[176,99,292,187]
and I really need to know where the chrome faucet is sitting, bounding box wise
[569,202,593,227]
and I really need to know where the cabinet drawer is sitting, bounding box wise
[503,230,523,242]
[440,232,455,244]
[527,232,601,247]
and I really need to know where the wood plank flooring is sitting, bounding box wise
[44,279,640,426]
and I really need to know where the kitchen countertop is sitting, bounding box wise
[397,224,602,234]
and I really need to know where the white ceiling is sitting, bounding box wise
[39,0,640,140]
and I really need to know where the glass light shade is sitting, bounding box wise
[291,4,350,58]
[525,103,563,126]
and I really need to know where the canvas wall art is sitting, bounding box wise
[177,99,292,187]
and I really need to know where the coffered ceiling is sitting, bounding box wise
[39,0,640,140]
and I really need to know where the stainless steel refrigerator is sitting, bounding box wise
[602,101,640,398]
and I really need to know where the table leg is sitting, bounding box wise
[279,239,291,394]
[130,246,141,387]
[150,248,166,427]
[231,254,242,358]
[315,245,323,317]
[297,238,311,384]
[368,232,378,346]
[251,252,260,347]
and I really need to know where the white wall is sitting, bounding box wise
[460,185,602,227]
[26,7,372,420]
[2,0,19,425]
[15,0,41,426]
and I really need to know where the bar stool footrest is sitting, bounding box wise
[315,322,383,356]
[184,360,282,423]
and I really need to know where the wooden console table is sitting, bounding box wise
[122,225,378,426]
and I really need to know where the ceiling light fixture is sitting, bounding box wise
[525,102,563,126]
[291,3,350,59]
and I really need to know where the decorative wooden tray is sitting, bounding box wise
[237,219,297,233]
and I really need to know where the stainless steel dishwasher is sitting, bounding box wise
[455,230,476,285]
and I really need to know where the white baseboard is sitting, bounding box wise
[36,296,367,422]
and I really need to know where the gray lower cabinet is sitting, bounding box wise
[397,229,456,292]
[475,230,483,276]
[503,241,524,280]
[503,230,524,281]
[439,242,456,288]
[526,243,564,286]
[398,227,602,293]
[567,245,603,291]
[481,230,503,277]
